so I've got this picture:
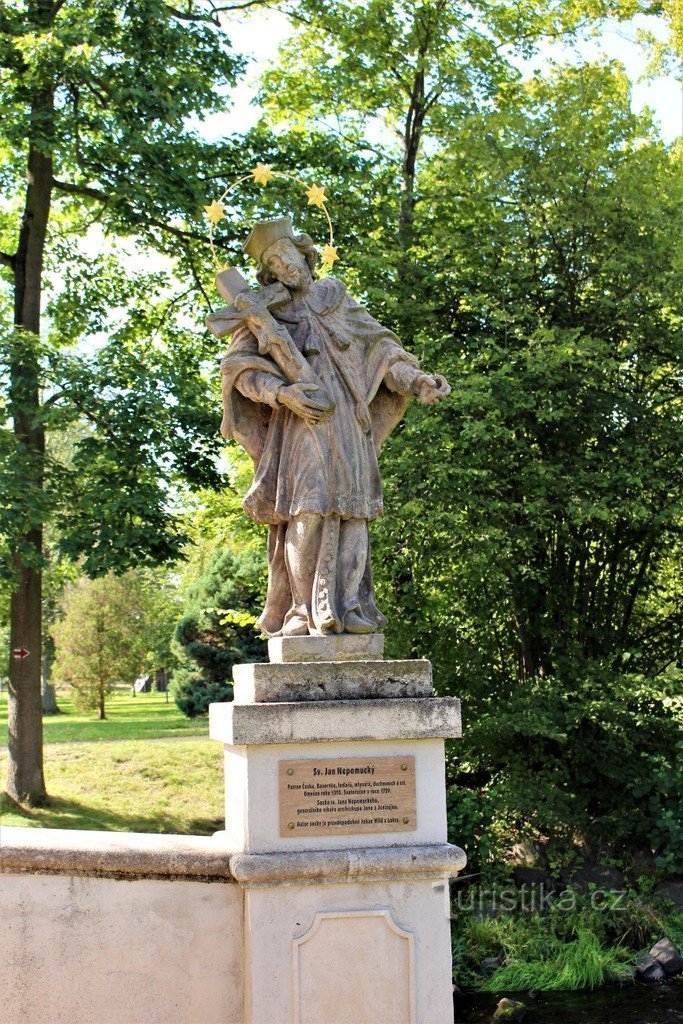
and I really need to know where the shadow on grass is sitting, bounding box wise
[0,791,223,837]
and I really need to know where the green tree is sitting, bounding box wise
[138,567,185,689]
[377,64,683,684]
[375,64,683,857]
[40,534,79,714]
[257,23,683,857]
[52,573,150,718]
[172,547,266,717]
[0,0,243,803]
[260,0,638,277]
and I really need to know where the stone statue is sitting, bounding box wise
[209,216,450,638]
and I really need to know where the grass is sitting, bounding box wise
[0,689,220,834]
[0,690,208,744]
[0,737,224,834]
[453,911,635,993]
[479,926,633,991]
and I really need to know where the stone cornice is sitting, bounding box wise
[210,696,462,746]
[0,828,467,887]
[232,659,434,704]
[229,842,467,887]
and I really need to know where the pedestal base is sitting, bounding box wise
[211,648,465,1024]
[234,846,464,1024]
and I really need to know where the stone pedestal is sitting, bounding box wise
[210,636,465,1024]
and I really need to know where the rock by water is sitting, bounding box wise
[493,997,527,1021]
[649,937,683,976]
[636,953,667,983]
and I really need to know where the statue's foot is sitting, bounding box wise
[282,614,309,637]
[344,611,375,634]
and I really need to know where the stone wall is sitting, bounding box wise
[0,826,242,1024]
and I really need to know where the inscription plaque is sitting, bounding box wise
[279,755,416,837]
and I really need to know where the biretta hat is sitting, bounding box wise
[243,216,295,262]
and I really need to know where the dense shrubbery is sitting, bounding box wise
[447,671,683,876]
[172,549,266,718]
[360,67,683,880]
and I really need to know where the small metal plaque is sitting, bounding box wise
[279,755,416,837]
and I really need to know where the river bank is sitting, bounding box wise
[450,878,683,1006]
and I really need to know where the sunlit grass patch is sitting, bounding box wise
[0,737,223,835]
[0,690,207,745]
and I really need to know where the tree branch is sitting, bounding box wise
[52,177,229,250]
[165,0,270,23]
[150,285,196,340]
[52,177,107,202]
[146,217,228,249]
[42,390,69,409]
[0,251,15,269]
[181,243,214,311]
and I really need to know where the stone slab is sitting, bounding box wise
[210,696,461,746]
[0,824,233,880]
[233,658,433,704]
[268,633,385,663]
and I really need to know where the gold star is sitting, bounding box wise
[305,183,327,208]
[252,162,274,186]
[204,199,226,225]
[320,243,339,268]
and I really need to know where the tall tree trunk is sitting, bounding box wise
[6,78,54,804]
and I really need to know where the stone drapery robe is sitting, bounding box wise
[220,278,425,636]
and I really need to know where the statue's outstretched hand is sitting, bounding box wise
[416,373,451,405]
[278,383,335,425]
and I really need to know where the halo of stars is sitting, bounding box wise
[204,164,339,274]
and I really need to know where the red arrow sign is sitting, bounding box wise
[12,647,29,660]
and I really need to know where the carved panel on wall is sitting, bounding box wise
[292,908,416,1024]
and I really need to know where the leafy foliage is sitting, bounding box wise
[448,672,682,870]
[172,547,266,717]
[0,0,252,799]
[0,0,242,236]
[452,884,682,992]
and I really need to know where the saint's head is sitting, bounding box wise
[243,216,318,292]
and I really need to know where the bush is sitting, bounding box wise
[447,670,682,873]
[172,549,266,718]
[172,669,234,719]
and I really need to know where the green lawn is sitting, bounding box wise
[0,690,220,834]
[0,690,208,744]
[0,737,224,834]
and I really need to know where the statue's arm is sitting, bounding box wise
[234,368,284,410]
[234,368,334,425]
[383,358,451,405]
[382,360,429,397]
[341,288,451,404]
